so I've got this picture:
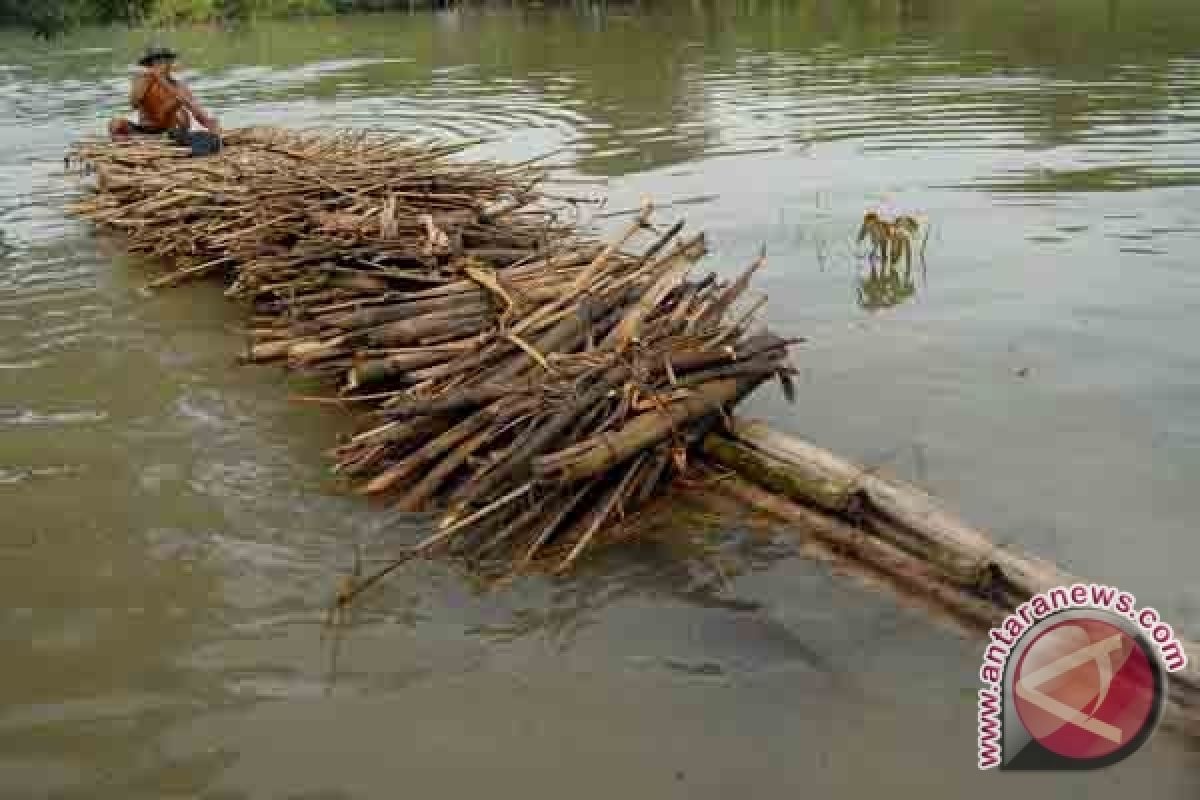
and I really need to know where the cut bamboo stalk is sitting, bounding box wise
[396,426,494,512]
[568,200,654,293]
[535,376,753,485]
[706,421,1200,737]
[557,454,646,572]
[719,419,1069,599]
[701,435,857,514]
[607,234,708,349]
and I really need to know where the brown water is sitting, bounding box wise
[3,2,1200,797]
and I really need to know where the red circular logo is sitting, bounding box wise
[1012,617,1159,761]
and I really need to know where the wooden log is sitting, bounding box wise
[706,420,1200,738]
[715,476,1004,631]
[718,419,1070,600]
[701,435,856,514]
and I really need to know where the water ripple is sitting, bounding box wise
[0,409,108,427]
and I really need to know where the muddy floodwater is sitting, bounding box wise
[3,2,1200,797]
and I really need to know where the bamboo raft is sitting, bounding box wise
[66,127,1198,737]
[67,128,796,581]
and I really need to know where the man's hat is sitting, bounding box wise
[137,46,178,67]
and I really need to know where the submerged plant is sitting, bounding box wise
[855,210,928,311]
[857,263,916,311]
[857,211,924,274]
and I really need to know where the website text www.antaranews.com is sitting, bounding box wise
[977,583,1188,769]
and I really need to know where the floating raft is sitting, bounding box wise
[67,127,797,580]
[66,127,1199,737]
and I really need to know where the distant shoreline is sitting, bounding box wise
[0,1,495,36]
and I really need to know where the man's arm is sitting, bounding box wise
[172,80,220,134]
[129,72,151,109]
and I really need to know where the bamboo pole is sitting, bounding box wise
[715,476,1005,630]
[535,376,745,484]
[705,420,1200,738]
[712,419,1072,600]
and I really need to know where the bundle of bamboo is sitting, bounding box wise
[66,128,796,586]
[67,127,568,290]
[65,130,1200,739]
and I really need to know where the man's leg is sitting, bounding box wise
[108,117,134,138]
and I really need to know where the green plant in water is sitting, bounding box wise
[857,263,917,311]
[857,211,923,273]
[855,211,927,311]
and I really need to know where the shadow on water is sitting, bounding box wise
[325,493,791,658]
[857,261,918,311]
[317,490,844,711]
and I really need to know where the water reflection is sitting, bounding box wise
[330,493,787,654]
[291,498,807,720]
[858,262,918,311]
[2,0,1199,183]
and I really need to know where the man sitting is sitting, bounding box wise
[109,47,220,139]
